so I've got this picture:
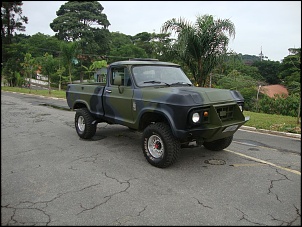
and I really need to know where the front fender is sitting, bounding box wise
[136,105,185,139]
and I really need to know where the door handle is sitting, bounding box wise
[105,89,112,93]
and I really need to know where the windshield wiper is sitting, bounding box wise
[143,81,170,86]
[169,82,192,86]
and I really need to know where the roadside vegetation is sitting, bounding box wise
[1,2,300,134]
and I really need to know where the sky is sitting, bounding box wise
[19,1,301,62]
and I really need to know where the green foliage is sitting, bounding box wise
[81,60,108,80]
[2,57,22,86]
[60,41,79,83]
[109,44,147,62]
[215,71,258,110]
[52,66,67,90]
[50,1,111,73]
[14,72,24,87]
[50,1,110,41]
[258,93,300,117]
[1,2,28,64]
[161,14,235,87]
[24,33,62,57]
[252,60,281,84]
[223,53,263,81]
[37,53,60,94]
[1,2,28,45]
[109,32,133,50]
[239,54,263,64]
[278,51,301,89]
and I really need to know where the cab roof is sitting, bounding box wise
[109,58,180,67]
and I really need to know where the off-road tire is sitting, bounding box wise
[75,108,97,139]
[203,135,233,151]
[142,122,180,168]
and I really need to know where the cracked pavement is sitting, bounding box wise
[1,91,301,226]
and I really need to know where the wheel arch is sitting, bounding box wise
[138,109,177,137]
[73,100,90,111]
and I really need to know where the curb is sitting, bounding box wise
[240,126,301,139]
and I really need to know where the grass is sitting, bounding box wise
[1,86,66,99]
[243,111,300,134]
[2,86,301,134]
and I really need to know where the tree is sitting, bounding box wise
[161,14,235,87]
[108,32,133,56]
[283,47,301,123]
[24,33,62,58]
[38,53,58,94]
[54,65,67,91]
[216,72,258,111]
[81,60,107,81]
[252,60,281,84]
[1,1,28,62]
[50,1,110,42]
[132,32,154,56]
[60,41,79,83]
[50,1,111,82]
[279,49,301,94]
[109,44,148,62]
[20,53,37,93]
[150,32,175,61]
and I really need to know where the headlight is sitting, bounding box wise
[238,105,243,112]
[192,112,200,123]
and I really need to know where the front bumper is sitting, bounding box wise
[174,104,249,142]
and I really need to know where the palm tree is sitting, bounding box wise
[161,14,235,87]
[60,42,79,84]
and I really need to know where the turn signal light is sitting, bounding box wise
[203,111,209,117]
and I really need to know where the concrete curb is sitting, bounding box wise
[240,126,301,139]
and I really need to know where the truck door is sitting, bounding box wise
[103,66,134,125]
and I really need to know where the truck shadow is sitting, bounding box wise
[82,124,228,167]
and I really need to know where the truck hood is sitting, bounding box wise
[136,86,244,106]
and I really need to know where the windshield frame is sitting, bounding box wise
[131,65,192,88]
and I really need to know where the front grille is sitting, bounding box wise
[216,105,234,121]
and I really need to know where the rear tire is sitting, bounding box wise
[203,135,233,151]
[75,108,97,139]
[142,122,180,168]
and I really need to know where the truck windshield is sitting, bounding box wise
[132,65,193,87]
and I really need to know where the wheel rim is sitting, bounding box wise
[147,135,164,158]
[77,116,85,132]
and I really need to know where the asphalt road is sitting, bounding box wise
[1,91,301,226]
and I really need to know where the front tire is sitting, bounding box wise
[142,122,180,168]
[75,108,97,139]
[203,135,233,151]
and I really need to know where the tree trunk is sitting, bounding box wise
[29,73,32,94]
[297,98,301,124]
[80,71,84,83]
[69,64,72,84]
[48,77,51,94]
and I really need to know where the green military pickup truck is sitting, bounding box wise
[66,58,249,168]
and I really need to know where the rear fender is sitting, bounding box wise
[73,100,90,111]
